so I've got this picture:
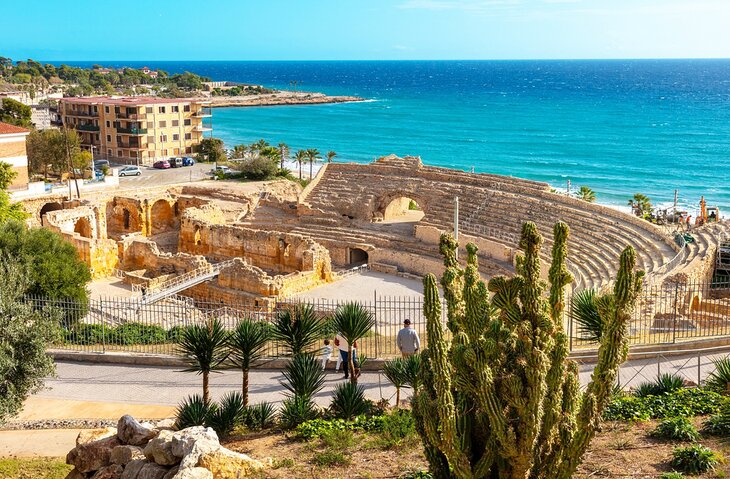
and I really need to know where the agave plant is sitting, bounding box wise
[227,318,271,405]
[634,373,685,398]
[280,353,326,400]
[330,382,369,420]
[206,391,246,438]
[272,304,326,356]
[331,302,375,384]
[279,395,320,429]
[706,356,730,394]
[402,353,422,391]
[382,358,408,407]
[245,402,277,430]
[175,394,213,430]
[176,318,230,404]
[572,288,603,342]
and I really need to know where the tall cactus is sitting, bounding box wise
[413,221,643,479]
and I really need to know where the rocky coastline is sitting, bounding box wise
[207,90,363,108]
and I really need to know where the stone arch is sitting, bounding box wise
[150,199,176,235]
[349,247,369,265]
[73,217,93,238]
[378,194,426,223]
[39,202,63,225]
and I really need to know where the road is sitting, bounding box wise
[116,162,213,189]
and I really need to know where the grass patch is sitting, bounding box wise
[312,450,351,466]
[0,458,72,479]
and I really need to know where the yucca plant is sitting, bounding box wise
[272,304,327,356]
[402,353,422,391]
[228,318,271,405]
[281,352,326,400]
[280,395,320,429]
[572,288,603,342]
[383,357,408,407]
[330,382,369,420]
[175,394,213,430]
[706,356,730,394]
[331,302,375,384]
[207,391,246,438]
[245,402,277,430]
[176,318,230,404]
[635,373,685,398]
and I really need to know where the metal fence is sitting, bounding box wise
[32,279,730,359]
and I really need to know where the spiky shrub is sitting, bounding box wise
[635,374,685,398]
[650,416,699,442]
[331,302,375,384]
[412,222,643,478]
[330,382,369,420]
[227,318,271,406]
[207,391,245,438]
[705,356,730,394]
[571,288,603,342]
[671,444,723,474]
[175,394,213,430]
[245,402,277,430]
[272,304,327,356]
[281,353,326,400]
[383,358,409,407]
[175,318,230,404]
[280,396,320,429]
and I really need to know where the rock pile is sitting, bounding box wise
[65,415,265,479]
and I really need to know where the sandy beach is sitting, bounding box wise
[208,90,363,108]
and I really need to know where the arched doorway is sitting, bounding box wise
[39,202,63,225]
[382,196,425,223]
[349,248,369,265]
[150,200,175,235]
[73,217,93,238]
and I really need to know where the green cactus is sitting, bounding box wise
[413,221,643,479]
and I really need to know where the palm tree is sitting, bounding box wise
[382,357,408,407]
[227,319,271,406]
[331,303,375,384]
[230,144,248,160]
[294,150,307,181]
[326,151,337,163]
[176,318,230,404]
[306,148,321,179]
[571,288,603,342]
[272,304,327,356]
[278,142,289,170]
[577,186,596,203]
[628,193,652,219]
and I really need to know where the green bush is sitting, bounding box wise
[330,382,369,420]
[64,323,106,345]
[658,473,684,479]
[245,402,277,430]
[634,374,685,398]
[706,357,730,394]
[378,409,416,447]
[279,396,320,430]
[670,445,723,474]
[650,417,699,442]
[604,388,724,421]
[175,394,212,430]
[167,325,188,343]
[702,400,730,436]
[296,416,387,440]
[109,323,168,345]
[206,392,245,439]
[400,472,433,479]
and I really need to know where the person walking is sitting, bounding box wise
[335,332,358,379]
[397,319,420,358]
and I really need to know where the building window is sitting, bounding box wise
[126,107,136,115]
[95,134,100,141]
[107,149,112,156]
[172,106,179,113]
[117,150,122,157]
[114,107,120,114]
[172,134,179,141]
[106,135,111,142]
[147,121,153,129]
[184,105,190,112]
[184,119,191,126]
[116,136,122,144]
[113,121,119,129]
[129,151,136,158]
[160,135,168,142]
[146,107,153,114]
[185,147,192,153]
[106,120,110,128]
[159,121,166,128]
[158,106,166,113]
[147,135,155,144]
[105,106,110,113]
[185,133,192,140]
[172,120,179,127]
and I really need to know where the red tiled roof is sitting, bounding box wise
[0,122,30,135]
[59,96,206,106]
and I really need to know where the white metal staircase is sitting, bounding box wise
[136,260,237,305]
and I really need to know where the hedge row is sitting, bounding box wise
[63,323,188,345]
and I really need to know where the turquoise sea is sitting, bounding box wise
[67,60,730,214]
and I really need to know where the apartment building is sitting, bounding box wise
[58,96,212,165]
[0,121,30,190]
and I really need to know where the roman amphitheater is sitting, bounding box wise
[21,155,730,342]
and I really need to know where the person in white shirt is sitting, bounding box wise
[320,339,333,370]
[335,332,358,379]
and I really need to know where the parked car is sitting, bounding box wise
[119,165,142,177]
[181,157,195,166]
[210,165,231,175]
[169,157,183,168]
[153,160,171,169]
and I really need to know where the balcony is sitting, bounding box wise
[66,110,98,118]
[117,142,143,149]
[76,124,100,132]
[193,108,212,118]
[115,112,144,120]
[194,126,213,132]
[117,126,148,135]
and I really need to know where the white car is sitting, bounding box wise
[119,165,142,177]
[211,165,231,175]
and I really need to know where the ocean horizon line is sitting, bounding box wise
[39,57,730,64]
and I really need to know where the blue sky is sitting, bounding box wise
[3,0,730,61]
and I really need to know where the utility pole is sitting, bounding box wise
[454,196,459,260]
